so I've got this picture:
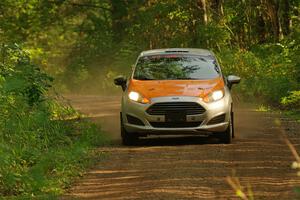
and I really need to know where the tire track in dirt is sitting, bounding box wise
[62,95,300,200]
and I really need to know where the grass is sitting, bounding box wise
[255,104,271,112]
[0,106,110,199]
[283,110,300,122]
[255,103,300,122]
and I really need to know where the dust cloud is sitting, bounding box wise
[65,95,122,141]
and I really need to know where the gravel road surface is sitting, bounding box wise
[62,95,300,200]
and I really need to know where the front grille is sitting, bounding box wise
[126,114,145,126]
[150,121,202,128]
[146,102,205,115]
[207,114,226,125]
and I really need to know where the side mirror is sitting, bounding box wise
[227,75,241,89]
[114,76,127,91]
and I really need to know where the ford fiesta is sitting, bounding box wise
[114,48,240,145]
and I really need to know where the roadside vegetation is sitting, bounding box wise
[0,45,106,199]
[0,0,300,198]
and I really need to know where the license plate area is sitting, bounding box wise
[165,111,186,122]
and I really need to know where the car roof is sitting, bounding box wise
[139,48,213,57]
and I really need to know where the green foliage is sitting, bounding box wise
[196,23,231,50]
[281,91,300,109]
[0,44,53,106]
[0,45,106,198]
[218,40,299,105]
[1,0,298,100]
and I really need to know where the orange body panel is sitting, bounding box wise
[128,77,225,99]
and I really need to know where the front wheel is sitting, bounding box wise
[219,113,233,144]
[120,113,138,146]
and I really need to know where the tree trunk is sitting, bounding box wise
[211,0,224,20]
[110,0,128,43]
[200,0,208,25]
[264,0,283,41]
[281,0,291,35]
[218,0,224,16]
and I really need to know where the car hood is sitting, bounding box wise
[128,77,225,99]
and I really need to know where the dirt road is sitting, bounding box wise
[62,95,300,200]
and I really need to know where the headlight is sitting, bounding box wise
[128,91,150,104]
[212,90,224,101]
[128,91,140,101]
[203,89,225,103]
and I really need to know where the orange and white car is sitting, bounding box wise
[114,48,240,145]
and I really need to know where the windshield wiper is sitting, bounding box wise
[199,57,207,62]
[175,77,200,80]
[135,77,156,80]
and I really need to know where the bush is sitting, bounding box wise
[281,91,300,110]
[218,42,299,106]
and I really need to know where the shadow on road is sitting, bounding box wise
[83,115,223,147]
[111,135,221,147]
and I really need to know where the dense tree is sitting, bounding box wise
[0,0,299,104]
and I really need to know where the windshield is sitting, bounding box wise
[133,54,221,80]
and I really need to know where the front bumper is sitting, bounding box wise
[121,92,231,136]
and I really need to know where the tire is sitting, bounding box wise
[231,111,235,138]
[120,113,138,146]
[219,112,233,144]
